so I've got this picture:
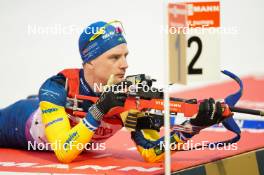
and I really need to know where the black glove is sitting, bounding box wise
[190,98,226,127]
[89,81,131,121]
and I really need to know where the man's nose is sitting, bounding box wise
[120,57,128,69]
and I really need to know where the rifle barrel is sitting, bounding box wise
[229,106,264,116]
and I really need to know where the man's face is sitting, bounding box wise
[84,43,129,85]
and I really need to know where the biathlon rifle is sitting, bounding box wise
[65,70,263,147]
[66,71,264,119]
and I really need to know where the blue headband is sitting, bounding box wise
[79,21,127,64]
